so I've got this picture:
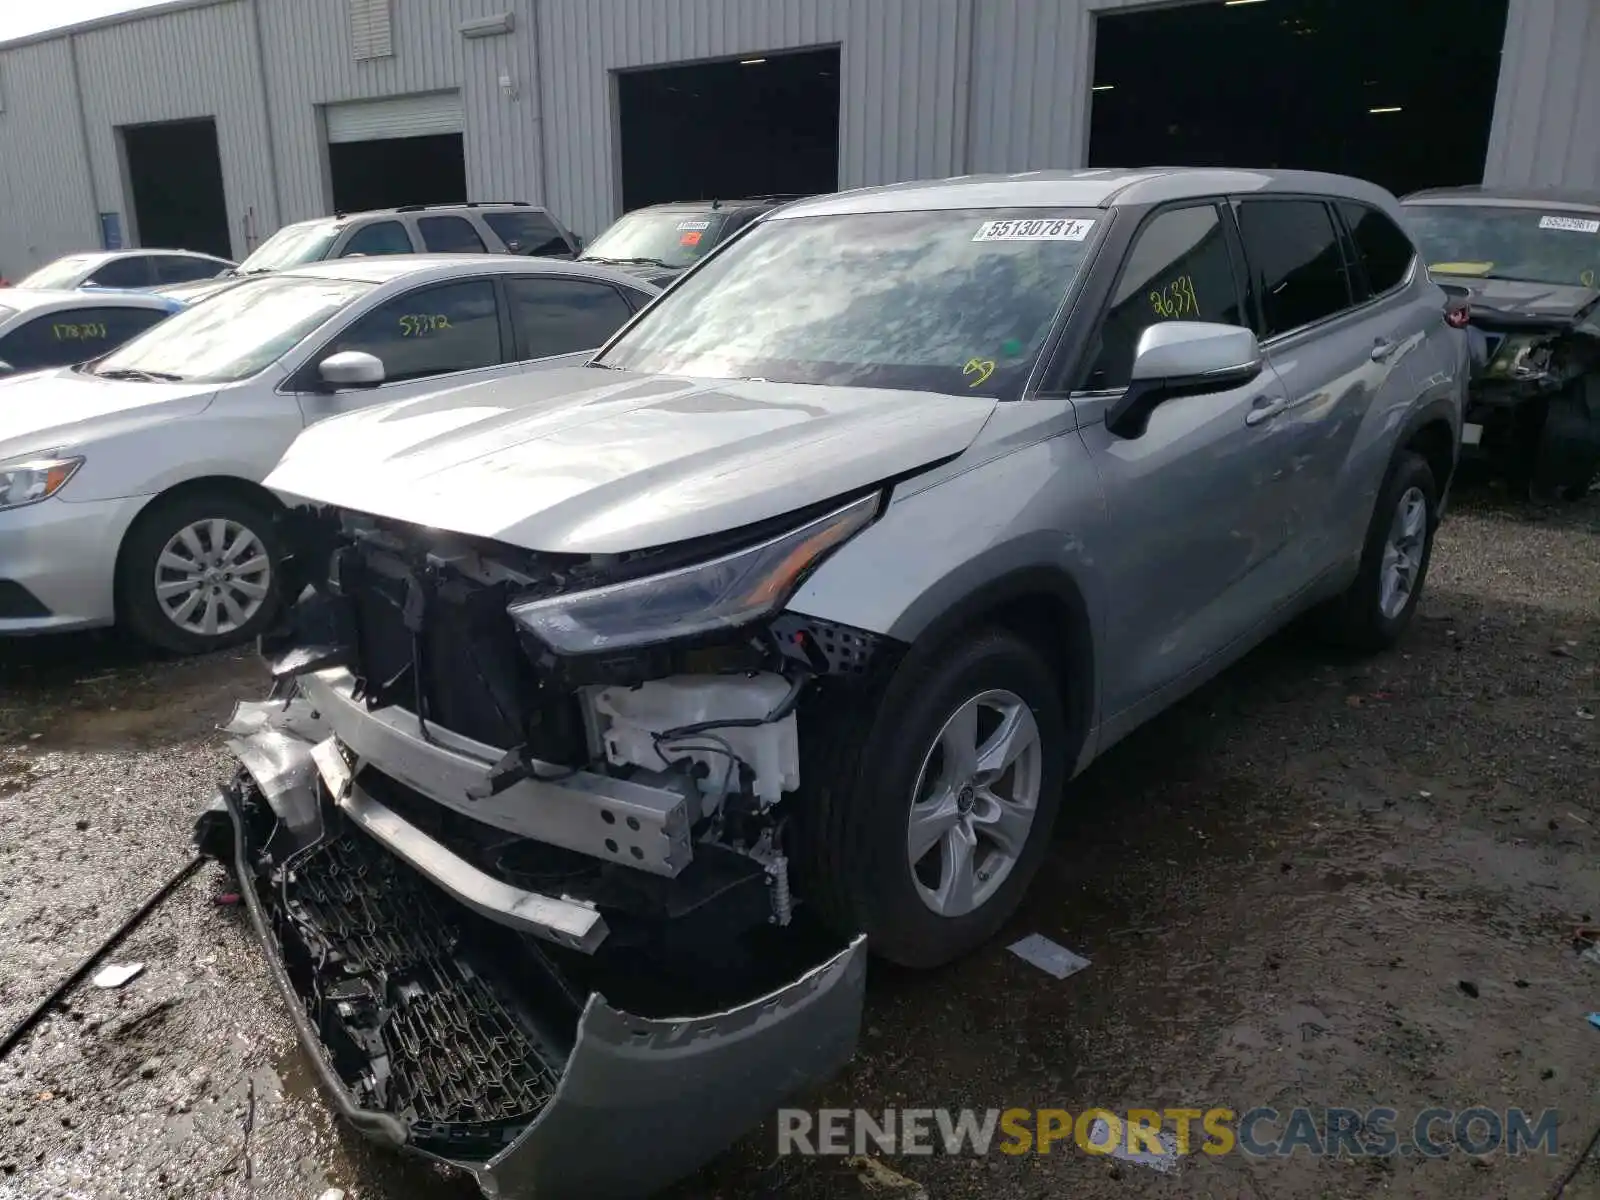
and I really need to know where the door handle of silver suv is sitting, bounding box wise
[1245,396,1288,427]
[1371,338,1401,362]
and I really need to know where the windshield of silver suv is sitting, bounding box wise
[236,221,343,274]
[593,207,1103,398]
[1403,204,1600,289]
[582,210,730,270]
[87,274,375,383]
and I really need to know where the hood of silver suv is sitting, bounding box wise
[264,367,997,554]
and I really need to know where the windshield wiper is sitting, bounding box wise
[593,256,674,269]
[94,367,186,382]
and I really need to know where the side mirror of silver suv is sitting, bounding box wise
[1108,321,1263,439]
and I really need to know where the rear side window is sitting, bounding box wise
[341,221,414,257]
[88,257,152,288]
[1340,202,1415,297]
[325,279,502,383]
[0,306,169,371]
[418,216,488,254]
[1235,200,1353,338]
[1082,204,1246,391]
[154,256,224,284]
[483,211,572,257]
[505,277,636,358]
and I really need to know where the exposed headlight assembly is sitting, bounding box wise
[508,493,880,653]
[1484,334,1554,381]
[0,454,83,511]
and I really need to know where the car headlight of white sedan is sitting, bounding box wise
[0,454,84,511]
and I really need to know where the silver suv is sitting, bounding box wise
[233,201,580,274]
[204,168,1468,1198]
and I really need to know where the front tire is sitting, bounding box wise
[118,489,284,655]
[795,628,1068,969]
[1319,450,1439,653]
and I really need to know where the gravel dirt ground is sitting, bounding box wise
[0,478,1595,1200]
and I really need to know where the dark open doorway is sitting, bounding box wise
[1089,0,1509,196]
[617,47,840,211]
[121,118,231,258]
[328,133,468,214]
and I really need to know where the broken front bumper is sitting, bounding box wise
[203,694,867,1200]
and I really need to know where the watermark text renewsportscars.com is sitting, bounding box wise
[777,1106,1561,1159]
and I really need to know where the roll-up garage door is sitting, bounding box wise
[325,91,464,143]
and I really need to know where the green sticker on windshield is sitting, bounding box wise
[1001,338,1023,357]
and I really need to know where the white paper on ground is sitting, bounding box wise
[1006,934,1090,979]
[1089,1117,1181,1174]
[91,962,145,989]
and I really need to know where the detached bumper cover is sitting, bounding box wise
[208,706,868,1199]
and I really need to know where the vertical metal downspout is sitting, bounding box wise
[952,0,977,175]
[66,34,102,242]
[247,0,285,235]
[528,0,554,210]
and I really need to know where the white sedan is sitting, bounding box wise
[13,249,236,291]
[0,255,658,652]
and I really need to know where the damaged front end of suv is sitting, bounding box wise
[1463,295,1600,499]
[195,493,898,1198]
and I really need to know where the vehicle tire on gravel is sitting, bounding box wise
[793,627,1069,969]
[117,488,284,655]
[1318,450,1439,653]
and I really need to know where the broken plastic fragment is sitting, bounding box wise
[1089,1116,1180,1173]
[1007,934,1090,980]
[92,962,145,989]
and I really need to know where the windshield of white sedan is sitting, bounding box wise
[1404,204,1600,289]
[17,256,95,290]
[88,275,375,383]
[595,209,1100,397]
[236,222,341,274]
[582,211,728,270]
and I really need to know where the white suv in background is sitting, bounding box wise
[235,202,582,274]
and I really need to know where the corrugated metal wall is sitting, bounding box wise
[536,0,967,239]
[1,0,1596,279]
[255,0,546,225]
[73,0,275,260]
[1484,0,1600,190]
[0,38,98,276]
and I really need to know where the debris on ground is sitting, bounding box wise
[1087,1117,1180,1174]
[90,962,144,989]
[1007,934,1091,980]
[846,1156,928,1199]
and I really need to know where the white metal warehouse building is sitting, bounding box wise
[0,0,1597,279]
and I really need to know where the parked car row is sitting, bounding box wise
[167,166,1478,1200]
[0,255,657,647]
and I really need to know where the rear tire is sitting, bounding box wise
[793,628,1068,969]
[1317,451,1438,654]
[118,489,284,655]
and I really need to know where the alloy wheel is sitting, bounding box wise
[1378,485,1427,620]
[906,688,1044,918]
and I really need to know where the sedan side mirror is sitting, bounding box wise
[318,350,386,390]
[1107,322,1263,439]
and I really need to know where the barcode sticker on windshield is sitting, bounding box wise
[1539,215,1600,234]
[974,218,1096,243]
[677,219,712,231]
